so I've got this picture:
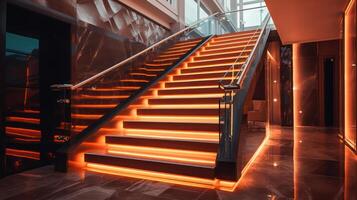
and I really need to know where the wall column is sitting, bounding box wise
[0,0,7,177]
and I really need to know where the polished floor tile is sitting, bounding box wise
[0,126,355,200]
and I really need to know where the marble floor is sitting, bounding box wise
[0,126,356,200]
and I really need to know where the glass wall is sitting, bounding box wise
[184,0,210,25]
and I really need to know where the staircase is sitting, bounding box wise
[4,39,202,161]
[77,30,260,191]
[70,38,203,134]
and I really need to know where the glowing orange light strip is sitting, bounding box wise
[121,79,149,83]
[72,104,116,108]
[79,95,129,99]
[191,56,248,63]
[108,144,217,158]
[125,133,218,142]
[179,69,242,76]
[7,117,39,124]
[86,163,236,191]
[107,150,215,166]
[5,148,40,160]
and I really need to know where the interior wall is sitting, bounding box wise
[280,45,293,126]
[293,40,341,127]
[8,0,171,85]
[0,0,6,178]
[266,41,281,125]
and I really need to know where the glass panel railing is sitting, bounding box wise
[52,13,225,143]
[52,7,272,151]
[217,12,272,177]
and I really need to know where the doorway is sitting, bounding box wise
[324,57,334,127]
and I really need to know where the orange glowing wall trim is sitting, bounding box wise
[292,43,301,127]
[344,0,357,150]
[5,148,40,160]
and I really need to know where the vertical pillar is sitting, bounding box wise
[0,0,7,177]
[230,0,238,28]
[197,0,200,21]
[238,0,244,30]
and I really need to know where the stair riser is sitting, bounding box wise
[124,122,218,132]
[106,136,218,152]
[194,51,251,61]
[72,107,112,115]
[71,118,99,126]
[165,80,229,88]
[148,98,220,105]
[79,90,135,96]
[201,46,254,55]
[187,58,246,67]
[93,81,146,88]
[181,65,242,74]
[5,122,40,131]
[72,98,124,105]
[137,109,220,116]
[173,72,238,81]
[207,40,257,50]
[158,88,223,95]
[212,35,259,45]
[168,45,195,51]
[212,31,257,41]
[7,112,40,119]
[85,154,215,178]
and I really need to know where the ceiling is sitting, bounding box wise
[265,0,350,44]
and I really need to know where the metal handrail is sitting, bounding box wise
[219,14,271,89]
[52,12,220,90]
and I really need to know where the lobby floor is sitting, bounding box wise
[0,126,355,200]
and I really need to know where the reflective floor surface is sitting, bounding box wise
[0,126,356,200]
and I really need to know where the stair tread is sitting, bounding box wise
[106,135,218,144]
[86,152,215,169]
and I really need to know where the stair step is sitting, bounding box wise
[8,110,40,119]
[194,50,251,61]
[123,121,218,132]
[79,89,135,96]
[137,108,219,117]
[173,71,240,81]
[122,129,218,142]
[187,57,247,67]
[207,40,257,50]
[148,97,221,105]
[106,135,218,152]
[72,96,127,104]
[72,104,116,114]
[85,153,215,179]
[168,44,196,51]
[212,35,259,45]
[180,64,242,74]
[5,127,41,139]
[213,30,257,41]
[201,44,254,55]
[158,87,223,95]
[5,121,40,131]
[162,48,191,55]
[174,39,201,47]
